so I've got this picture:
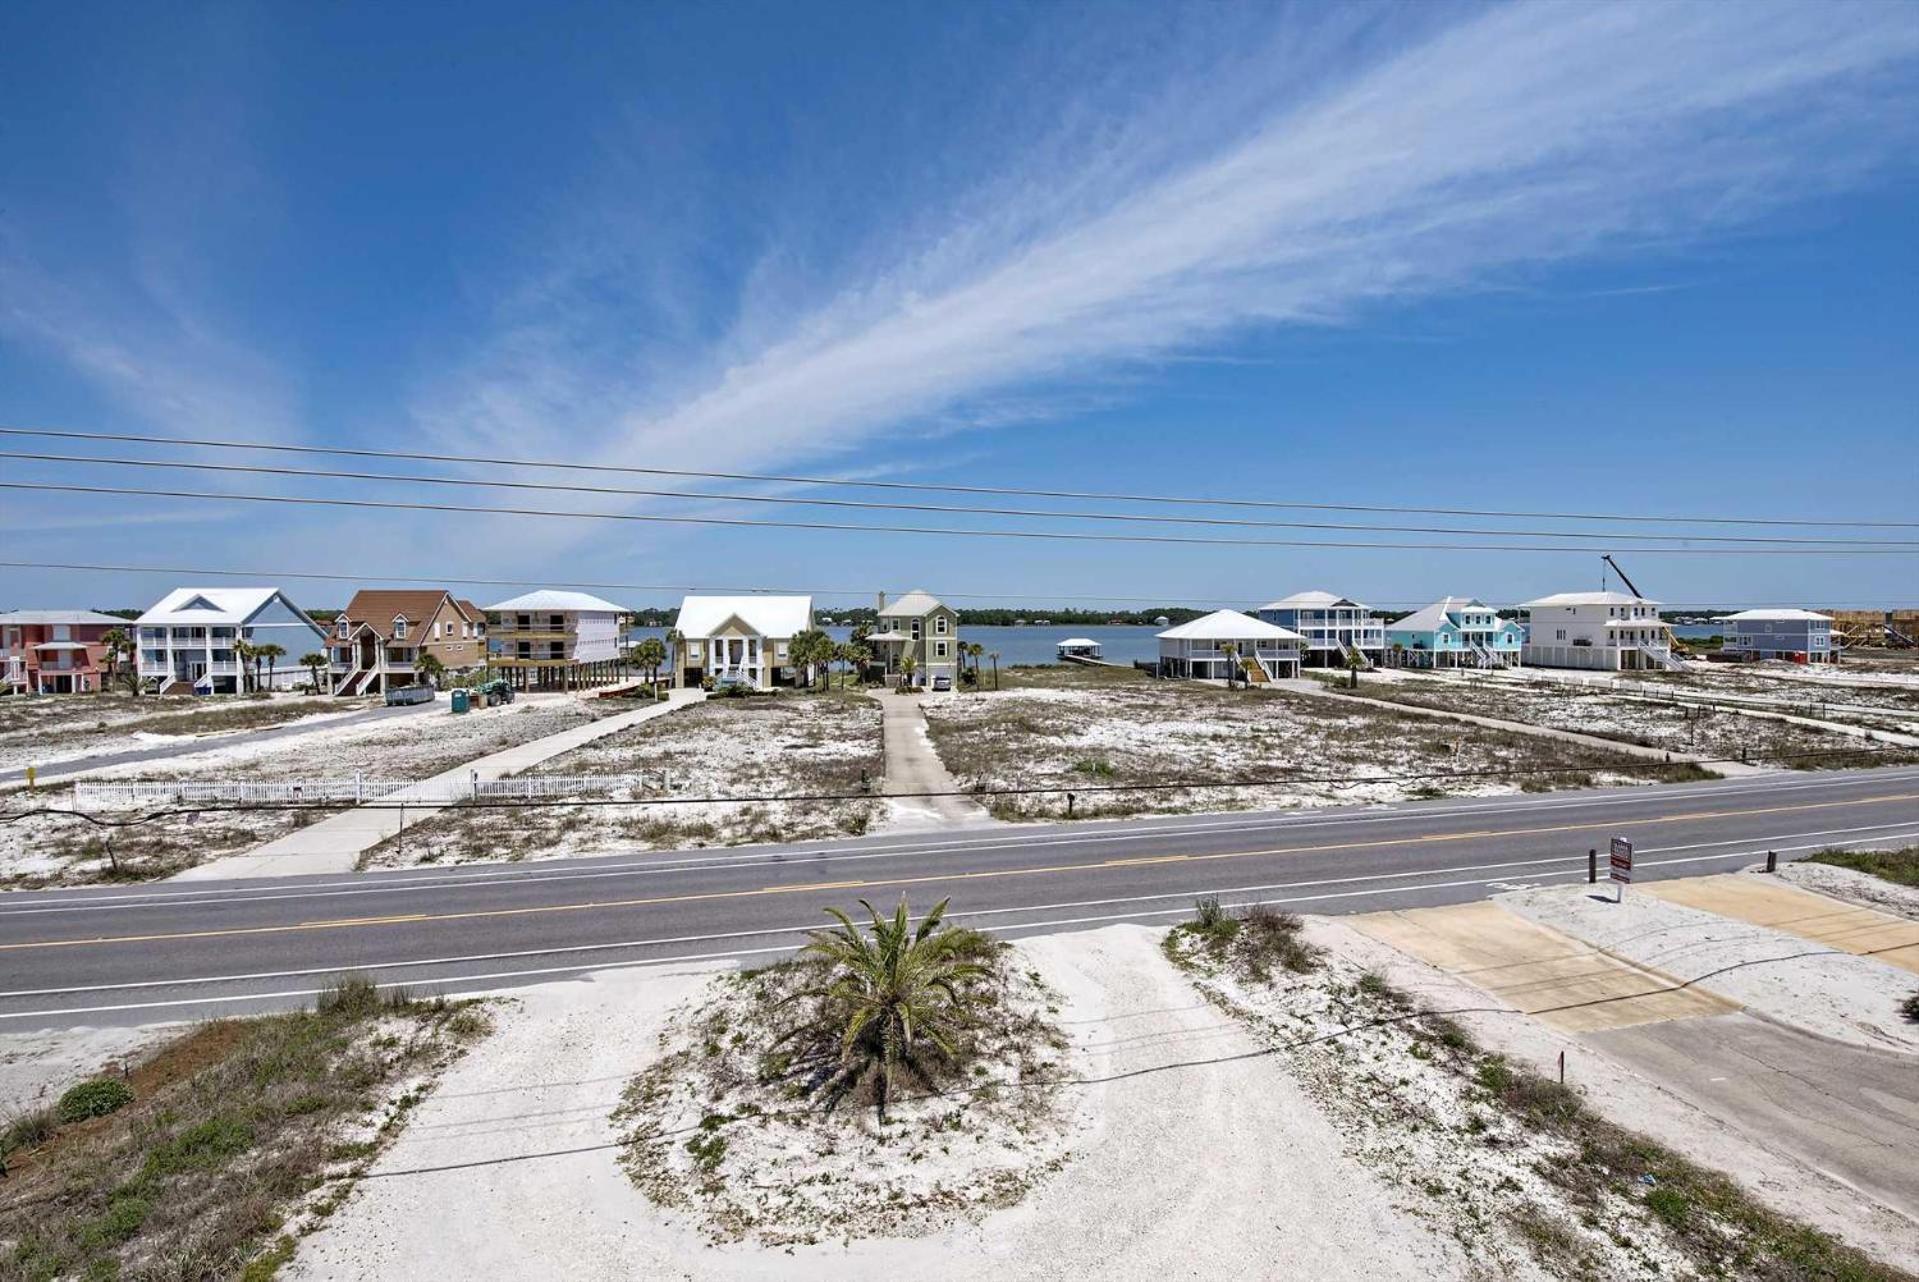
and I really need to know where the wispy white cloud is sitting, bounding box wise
[594,1,1915,475]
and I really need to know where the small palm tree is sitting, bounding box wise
[634,636,667,689]
[98,627,129,695]
[849,643,872,687]
[233,640,258,693]
[417,651,447,690]
[299,651,330,694]
[1220,641,1239,689]
[256,642,287,692]
[790,897,992,1126]
[1345,648,1363,689]
[988,650,1000,690]
[899,653,918,690]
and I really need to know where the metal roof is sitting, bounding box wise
[0,610,129,626]
[674,594,813,638]
[1520,591,1661,608]
[1158,610,1305,642]
[1721,609,1833,623]
[1257,590,1368,611]
[877,589,946,617]
[486,589,630,614]
[136,587,308,627]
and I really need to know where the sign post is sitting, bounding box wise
[1609,836,1633,903]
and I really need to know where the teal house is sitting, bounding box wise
[1385,597,1524,669]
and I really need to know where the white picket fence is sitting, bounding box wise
[72,771,676,811]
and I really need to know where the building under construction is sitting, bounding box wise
[1820,609,1919,649]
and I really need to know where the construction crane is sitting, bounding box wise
[1601,554,1646,600]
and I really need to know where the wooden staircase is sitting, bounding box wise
[1240,655,1269,684]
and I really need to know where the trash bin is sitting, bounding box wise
[450,689,470,714]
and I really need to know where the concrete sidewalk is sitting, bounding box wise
[173,689,705,880]
[871,692,996,831]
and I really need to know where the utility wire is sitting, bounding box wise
[4,561,1906,611]
[3,423,1911,530]
[3,449,1910,547]
[4,480,1911,555]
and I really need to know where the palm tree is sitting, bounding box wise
[299,651,331,694]
[417,651,447,690]
[664,628,684,679]
[899,653,918,690]
[233,640,259,694]
[256,642,287,692]
[849,643,872,688]
[988,650,1000,690]
[790,628,833,691]
[1220,641,1239,689]
[966,641,985,688]
[1345,648,1364,689]
[634,636,667,689]
[98,628,130,695]
[790,896,992,1126]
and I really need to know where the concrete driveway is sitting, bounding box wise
[872,691,996,830]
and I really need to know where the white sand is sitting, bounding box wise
[1312,919,1919,1271]
[1779,859,1919,921]
[0,1023,176,1113]
[1499,884,1919,1052]
[291,927,1460,1280]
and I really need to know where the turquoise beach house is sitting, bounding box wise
[1384,597,1524,669]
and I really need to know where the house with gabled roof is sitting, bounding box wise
[1384,597,1524,669]
[1255,590,1385,669]
[486,590,630,691]
[1519,591,1681,672]
[133,587,325,694]
[1157,610,1304,683]
[672,594,813,690]
[1,609,129,695]
[867,589,960,688]
[326,589,488,695]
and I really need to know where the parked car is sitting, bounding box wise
[932,674,952,691]
[385,683,436,706]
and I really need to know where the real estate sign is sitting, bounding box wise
[1609,836,1633,884]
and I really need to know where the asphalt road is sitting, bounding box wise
[0,700,435,784]
[0,766,1914,1030]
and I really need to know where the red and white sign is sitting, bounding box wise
[1609,836,1633,884]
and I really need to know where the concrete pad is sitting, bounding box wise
[1352,901,1734,1032]
[1640,874,1919,976]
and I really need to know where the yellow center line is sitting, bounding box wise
[4,791,1914,953]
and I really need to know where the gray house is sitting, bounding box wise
[1720,609,1836,664]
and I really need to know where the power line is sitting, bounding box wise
[5,480,1913,556]
[4,448,1910,548]
[4,423,1912,530]
[3,746,1908,829]
[4,561,1906,611]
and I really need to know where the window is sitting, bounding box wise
[935,615,948,635]
[393,618,409,639]
[1555,629,1566,640]
[338,619,350,638]
[935,640,948,658]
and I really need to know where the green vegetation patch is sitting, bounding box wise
[0,978,490,1282]
[1806,845,1919,888]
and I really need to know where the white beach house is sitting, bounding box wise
[1255,591,1385,669]
[1157,610,1304,683]
[673,594,814,690]
[485,589,629,690]
[1519,591,1681,672]
[134,587,326,694]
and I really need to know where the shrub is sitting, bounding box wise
[56,1078,135,1124]
[1902,991,1919,1025]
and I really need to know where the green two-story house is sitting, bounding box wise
[868,589,960,688]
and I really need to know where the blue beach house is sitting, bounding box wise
[1719,609,1837,664]
[1384,597,1524,669]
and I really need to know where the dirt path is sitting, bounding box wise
[173,690,706,880]
[291,926,1463,1279]
[870,691,996,830]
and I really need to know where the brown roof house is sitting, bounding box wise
[326,590,487,695]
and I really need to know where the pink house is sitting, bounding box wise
[0,610,129,695]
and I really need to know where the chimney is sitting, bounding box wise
[876,591,887,615]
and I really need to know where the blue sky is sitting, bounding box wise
[2,0,1915,613]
